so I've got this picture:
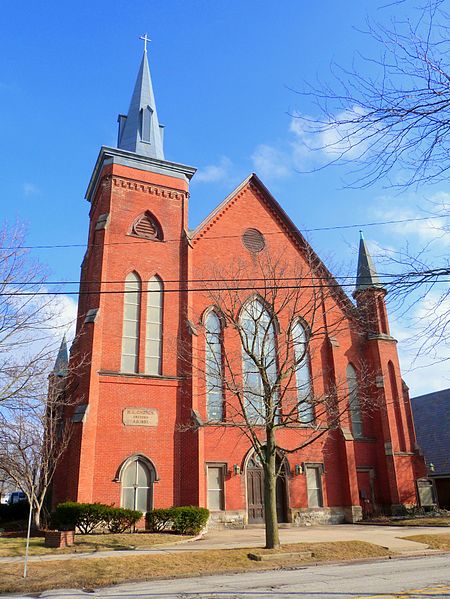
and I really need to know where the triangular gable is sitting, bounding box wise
[190,173,356,317]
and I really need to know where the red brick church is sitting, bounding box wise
[52,44,426,526]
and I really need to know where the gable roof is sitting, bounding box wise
[411,388,450,476]
[190,173,357,317]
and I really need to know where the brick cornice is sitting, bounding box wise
[111,175,189,201]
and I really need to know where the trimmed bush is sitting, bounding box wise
[52,502,110,533]
[52,502,142,534]
[146,506,209,535]
[146,508,176,532]
[106,507,142,533]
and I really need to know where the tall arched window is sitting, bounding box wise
[205,311,224,421]
[347,363,363,438]
[388,361,406,451]
[121,272,141,373]
[145,275,163,375]
[292,320,314,424]
[121,456,154,513]
[241,299,278,423]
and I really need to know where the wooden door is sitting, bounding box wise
[247,457,264,523]
[247,456,289,523]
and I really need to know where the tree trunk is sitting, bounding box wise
[263,433,280,549]
[32,499,41,530]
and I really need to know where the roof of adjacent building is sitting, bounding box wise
[411,388,450,476]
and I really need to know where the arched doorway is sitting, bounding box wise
[246,453,288,524]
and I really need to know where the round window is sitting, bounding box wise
[242,228,265,253]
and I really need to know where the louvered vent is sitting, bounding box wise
[242,228,265,253]
[132,213,161,240]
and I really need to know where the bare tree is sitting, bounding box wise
[292,0,450,366]
[187,253,376,549]
[295,0,450,190]
[0,222,78,528]
[0,223,64,408]
[0,364,73,529]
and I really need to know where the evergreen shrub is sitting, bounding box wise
[146,506,209,534]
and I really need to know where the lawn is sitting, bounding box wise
[404,533,450,550]
[0,532,188,557]
[0,541,390,595]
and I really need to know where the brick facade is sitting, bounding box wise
[52,157,426,525]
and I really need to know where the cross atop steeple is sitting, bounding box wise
[139,34,151,53]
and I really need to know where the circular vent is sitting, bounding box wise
[242,228,265,253]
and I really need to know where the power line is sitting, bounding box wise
[3,214,447,251]
[4,268,449,288]
[1,278,449,297]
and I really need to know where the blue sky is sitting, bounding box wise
[1,0,448,394]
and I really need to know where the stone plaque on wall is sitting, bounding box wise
[122,408,158,427]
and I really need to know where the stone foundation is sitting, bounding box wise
[290,507,346,526]
[343,505,363,523]
[208,510,247,529]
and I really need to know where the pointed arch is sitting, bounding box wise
[347,363,363,438]
[388,360,406,451]
[132,211,163,241]
[145,275,163,375]
[292,319,314,424]
[119,454,156,513]
[121,271,141,373]
[205,310,224,421]
[240,297,278,423]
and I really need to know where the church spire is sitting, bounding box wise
[53,335,69,377]
[117,36,165,160]
[354,231,385,293]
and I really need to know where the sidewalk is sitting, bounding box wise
[0,524,447,565]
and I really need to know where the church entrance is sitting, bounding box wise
[246,454,288,524]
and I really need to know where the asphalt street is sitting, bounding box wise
[5,554,450,599]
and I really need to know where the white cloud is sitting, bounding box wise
[372,195,449,247]
[22,182,41,197]
[251,145,290,180]
[195,157,232,183]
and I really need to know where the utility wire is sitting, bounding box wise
[1,278,449,297]
[3,214,447,251]
[3,268,449,288]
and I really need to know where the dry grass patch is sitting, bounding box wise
[403,533,450,550]
[0,541,389,595]
[0,532,187,557]
[388,518,450,527]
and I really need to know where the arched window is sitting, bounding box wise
[205,311,224,421]
[145,276,163,375]
[141,105,153,142]
[347,364,363,438]
[121,456,154,513]
[388,361,406,451]
[121,272,141,373]
[241,299,278,423]
[292,320,314,424]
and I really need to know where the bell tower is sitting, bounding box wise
[53,39,196,509]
